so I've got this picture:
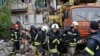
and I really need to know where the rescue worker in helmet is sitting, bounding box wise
[29,25,37,43]
[29,25,38,56]
[63,21,80,56]
[10,24,20,53]
[47,24,60,56]
[84,21,100,56]
[16,21,23,32]
[33,25,49,56]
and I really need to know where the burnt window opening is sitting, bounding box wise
[21,0,25,2]
[21,0,31,3]
[60,0,69,3]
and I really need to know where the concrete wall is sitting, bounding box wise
[27,3,34,14]
[11,0,48,29]
[11,14,44,29]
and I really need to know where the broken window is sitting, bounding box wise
[25,15,29,24]
[16,16,21,22]
[21,0,32,3]
[16,15,22,24]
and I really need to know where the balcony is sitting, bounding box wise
[10,3,28,13]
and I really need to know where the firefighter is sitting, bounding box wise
[63,21,80,56]
[33,25,49,56]
[47,24,60,56]
[16,21,23,32]
[84,21,100,56]
[30,25,37,42]
[10,24,20,53]
[29,25,38,56]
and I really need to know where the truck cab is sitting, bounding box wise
[63,4,100,38]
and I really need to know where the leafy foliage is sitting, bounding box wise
[0,4,11,39]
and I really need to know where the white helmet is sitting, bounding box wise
[25,27,29,31]
[41,25,49,32]
[51,24,59,29]
[72,21,79,26]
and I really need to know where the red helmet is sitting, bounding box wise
[13,24,19,29]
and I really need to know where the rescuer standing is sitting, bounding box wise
[33,25,49,56]
[47,24,60,56]
[63,21,80,56]
[10,24,20,53]
[84,21,100,56]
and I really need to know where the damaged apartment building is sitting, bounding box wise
[7,0,100,29]
[10,0,50,29]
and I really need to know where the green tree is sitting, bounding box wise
[0,1,11,39]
